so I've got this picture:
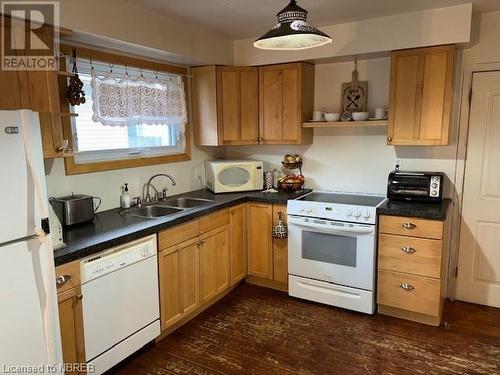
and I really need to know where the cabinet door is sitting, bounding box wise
[247,203,273,279]
[199,225,230,304]
[0,18,24,109]
[0,20,64,157]
[57,286,85,374]
[272,205,288,284]
[388,45,454,146]
[218,67,258,145]
[158,238,200,331]
[230,204,247,285]
[259,63,312,145]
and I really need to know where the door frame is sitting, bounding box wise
[448,60,500,300]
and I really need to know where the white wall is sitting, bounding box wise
[45,142,221,211]
[234,4,472,66]
[226,57,460,197]
[59,0,233,65]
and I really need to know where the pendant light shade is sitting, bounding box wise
[254,0,332,50]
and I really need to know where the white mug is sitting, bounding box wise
[374,108,388,119]
[312,111,324,121]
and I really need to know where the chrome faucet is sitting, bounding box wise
[144,174,176,202]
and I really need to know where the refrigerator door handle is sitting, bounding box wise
[19,114,48,234]
[41,217,50,235]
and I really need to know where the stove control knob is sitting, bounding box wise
[354,211,361,218]
[345,209,352,217]
[364,211,371,219]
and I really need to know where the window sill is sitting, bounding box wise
[63,151,191,175]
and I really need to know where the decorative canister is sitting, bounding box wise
[264,171,274,189]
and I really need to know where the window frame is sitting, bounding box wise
[59,44,191,175]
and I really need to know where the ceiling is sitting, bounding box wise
[129,0,500,39]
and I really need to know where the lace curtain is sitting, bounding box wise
[90,70,187,129]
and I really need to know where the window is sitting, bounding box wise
[66,57,188,167]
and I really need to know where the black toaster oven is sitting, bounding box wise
[387,170,445,202]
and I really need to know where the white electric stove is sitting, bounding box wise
[287,191,387,314]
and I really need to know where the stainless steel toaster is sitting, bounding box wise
[49,194,97,226]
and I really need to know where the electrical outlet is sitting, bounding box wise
[395,158,402,171]
[194,168,201,180]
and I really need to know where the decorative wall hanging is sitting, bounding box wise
[90,70,187,128]
[272,211,288,239]
[341,59,368,116]
[254,0,332,50]
[66,48,86,106]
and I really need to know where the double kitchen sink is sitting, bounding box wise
[121,197,215,219]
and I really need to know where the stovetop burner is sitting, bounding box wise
[298,192,386,207]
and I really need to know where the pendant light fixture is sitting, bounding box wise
[254,0,332,50]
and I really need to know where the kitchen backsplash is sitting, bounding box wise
[45,146,222,211]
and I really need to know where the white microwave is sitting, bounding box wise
[205,160,264,193]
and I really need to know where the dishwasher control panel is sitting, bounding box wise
[80,235,157,283]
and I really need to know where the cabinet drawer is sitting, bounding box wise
[199,208,230,234]
[158,220,199,250]
[378,234,442,278]
[379,215,443,239]
[377,270,441,316]
[55,260,81,294]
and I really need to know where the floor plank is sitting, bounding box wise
[109,283,500,375]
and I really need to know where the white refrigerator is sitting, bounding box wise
[0,110,63,373]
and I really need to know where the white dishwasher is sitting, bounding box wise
[80,234,160,375]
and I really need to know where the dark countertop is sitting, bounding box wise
[377,198,452,221]
[54,188,311,266]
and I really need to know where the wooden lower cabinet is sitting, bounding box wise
[247,203,273,279]
[377,214,448,326]
[230,204,247,285]
[57,286,85,374]
[272,205,288,284]
[158,238,200,331]
[199,225,230,304]
[246,203,289,291]
[157,214,232,334]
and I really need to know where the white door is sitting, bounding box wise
[456,71,500,307]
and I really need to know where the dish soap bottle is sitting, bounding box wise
[121,183,131,208]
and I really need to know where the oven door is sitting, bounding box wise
[288,215,376,291]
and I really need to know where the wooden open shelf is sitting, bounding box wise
[302,120,388,128]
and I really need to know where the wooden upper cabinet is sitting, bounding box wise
[192,65,259,146]
[388,45,455,146]
[0,18,65,158]
[259,62,314,145]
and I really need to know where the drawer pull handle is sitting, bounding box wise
[76,294,83,300]
[56,275,71,288]
[400,283,415,292]
[401,246,416,254]
[402,222,417,230]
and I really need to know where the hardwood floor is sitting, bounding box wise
[110,283,500,375]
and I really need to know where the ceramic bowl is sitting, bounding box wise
[352,112,369,121]
[324,113,340,122]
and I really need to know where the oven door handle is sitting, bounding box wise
[288,217,375,235]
